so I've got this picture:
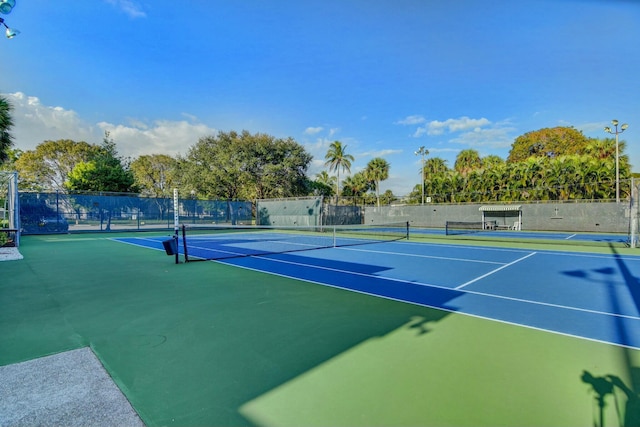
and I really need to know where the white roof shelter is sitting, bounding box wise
[479,205,522,230]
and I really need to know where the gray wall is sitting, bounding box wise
[365,202,630,233]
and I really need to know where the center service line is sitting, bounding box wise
[455,252,537,290]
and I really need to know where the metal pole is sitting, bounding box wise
[616,132,620,204]
[415,146,428,205]
[604,120,628,204]
[421,156,425,205]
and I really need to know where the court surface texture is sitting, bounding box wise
[118,232,640,350]
[3,232,640,426]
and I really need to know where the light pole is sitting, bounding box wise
[0,0,20,39]
[414,146,428,205]
[604,119,629,204]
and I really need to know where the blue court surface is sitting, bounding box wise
[115,234,640,349]
[412,226,629,243]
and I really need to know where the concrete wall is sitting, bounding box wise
[365,202,630,233]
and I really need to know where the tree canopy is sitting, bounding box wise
[507,126,592,162]
[15,139,99,191]
[131,154,180,198]
[0,96,15,164]
[65,132,137,192]
[179,130,312,200]
[365,157,390,207]
[324,141,354,197]
[8,120,632,207]
[454,149,482,176]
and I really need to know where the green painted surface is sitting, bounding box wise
[2,233,640,426]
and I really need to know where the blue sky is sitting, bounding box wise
[2,0,639,195]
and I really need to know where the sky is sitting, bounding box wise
[1,0,639,196]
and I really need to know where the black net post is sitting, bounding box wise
[182,225,189,263]
[173,232,179,264]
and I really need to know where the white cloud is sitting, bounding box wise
[413,127,428,138]
[304,126,324,135]
[3,91,216,158]
[104,0,147,19]
[395,115,426,125]
[360,149,403,158]
[98,120,216,157]
[405,116,492,138]
[426,116,491,135]
[4,92,97,149]
[574,121,606,134]
[449,124,515,149]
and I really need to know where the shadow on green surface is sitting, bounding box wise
[581,245,640,427]
[1,234,454,426]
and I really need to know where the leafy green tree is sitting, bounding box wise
[243,133,312,199]
[65,132,137,192]
[15,140,99,190]
[0,148,21,171]
[180,130,312,200]
[365,157,390,207]
[507,126,592,162]
[131,154,179,198]
[324,141,354,199]
[306,178,333,197]
[0,96,15,164]
[180,132,245,200]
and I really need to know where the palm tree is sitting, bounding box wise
[324,141,354,202]
[342,171,370,205]
[585,138,616,160]
[0,96,15,164]
[365,157,390,207]
[425,157,449,175]
[315,170,337,195]
[482,155,505,169]
[454,149,482,176]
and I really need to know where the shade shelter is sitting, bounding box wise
[479,205,522,230]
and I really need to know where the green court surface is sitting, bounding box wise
[2,233,640,426]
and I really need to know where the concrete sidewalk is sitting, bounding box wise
[0,348,144,426]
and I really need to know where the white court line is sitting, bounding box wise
[455,252,537,290]
[226,254,640,322]
[565,234,577,240]
[338,246,504,265]
[223,258,640,350]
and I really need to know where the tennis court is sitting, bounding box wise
[3,230,640,426]
[116,227,640,349]
[414,225,629,244]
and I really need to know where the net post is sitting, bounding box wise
[333,225,337,247]
[173,189,180,264]
[182,224,189,262]
[406,221,409,240]
[631,177,638,248]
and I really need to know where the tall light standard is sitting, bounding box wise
[604,119,629,203]
[414,146,428,205]
[0,0,20,39]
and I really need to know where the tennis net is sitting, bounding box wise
[181,222,409,262]
[445,220,497,235]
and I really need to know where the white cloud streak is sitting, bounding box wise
[304,126,324,135]
[422,116,491,136]
[3,92,216,158]
[104,0,147,19]
[395,115,426,125]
